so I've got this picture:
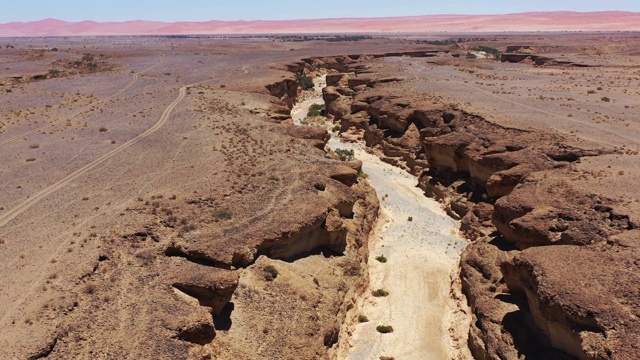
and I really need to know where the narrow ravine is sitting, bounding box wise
[292,76,471,360]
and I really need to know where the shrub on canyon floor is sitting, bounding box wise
[334,148,354,161]
[375,255,387,263]
[307,103,325,117]
[297,75,314,90]
[372,289,389,297]
[376,325,394,333]
[358,315,369,323]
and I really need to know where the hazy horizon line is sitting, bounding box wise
[3,10,639,25]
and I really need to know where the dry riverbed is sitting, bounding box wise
[292,79,471,360]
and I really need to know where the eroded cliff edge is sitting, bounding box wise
[284,53,640,359]
[26,64,380,359]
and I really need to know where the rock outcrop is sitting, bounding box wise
[501,231,640,360]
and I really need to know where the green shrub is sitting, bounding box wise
[408,216,413,222]
[298,75,314,90]
[375,255,387,263]
[466,52,477,59]
[372,289,389,297]
[307,103,325,117]
[601,97,611,102]
[358,315,369,323]
[376,325,394,333]
[334,148,354,161]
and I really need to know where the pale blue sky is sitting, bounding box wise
[3,0,639,23]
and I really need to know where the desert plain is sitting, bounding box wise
[0,32,639,359]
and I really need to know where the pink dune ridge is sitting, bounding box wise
[1,11,639,36]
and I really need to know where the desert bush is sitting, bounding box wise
[99,127,108,132]
[264,265,279,281]
[375,255,387,263]
[466,52,477,59]
[307,103,325,117]
[298,75,314,90]
[83,283,97,294]
[213,208,233,220]
[358,315,369,323]
[601,97,611,102]
[408,216,413,222]
[332,125,341,132]
[180,224,198,234]
[587,90,596,94]
[372,289,389,297]
[376,325,394,333]
[334,148,354,161]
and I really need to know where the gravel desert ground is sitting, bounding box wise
[1,33,639,359]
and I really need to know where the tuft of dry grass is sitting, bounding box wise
[83,283,97,295]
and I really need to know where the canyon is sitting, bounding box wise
[1,33,639,359]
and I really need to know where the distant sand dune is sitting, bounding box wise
[1,11,640,36]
